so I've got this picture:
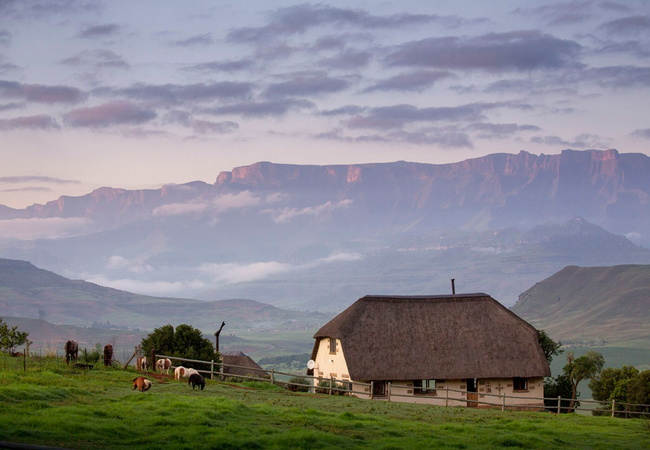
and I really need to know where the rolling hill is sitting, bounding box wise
[511,265,650,348]
[0,258,331,333]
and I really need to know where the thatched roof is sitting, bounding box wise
[311,294,551,381]
[221,351,265,377]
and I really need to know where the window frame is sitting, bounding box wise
[413,379,437,396]
[513,377,528,391]
[329,337,337,355]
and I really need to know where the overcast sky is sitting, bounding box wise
[1,0,649,208]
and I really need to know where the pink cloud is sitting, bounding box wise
[63,100,156,128]
[0,114,60,130]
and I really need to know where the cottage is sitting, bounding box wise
[221,351,266,379]
[307,294,551,408]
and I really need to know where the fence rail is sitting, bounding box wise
[148,353,650,418]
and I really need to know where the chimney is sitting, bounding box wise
[451,278,456,295]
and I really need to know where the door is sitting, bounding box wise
[372,381,386,398]
[466,378,478,408]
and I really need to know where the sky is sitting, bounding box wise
[1,0,649,208]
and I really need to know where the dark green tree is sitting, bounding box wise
[538,330,563,364]
[141,324,215,368]
[141,324,174,355]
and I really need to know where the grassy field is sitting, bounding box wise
[0,355,649,449]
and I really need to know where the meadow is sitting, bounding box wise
[0,354,649,449]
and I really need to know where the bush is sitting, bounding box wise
[315,379,347,395]
[82,344,102,364]
[286,376,310,392]
[544,374,578,413]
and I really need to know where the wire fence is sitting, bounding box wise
[155,354,650,419]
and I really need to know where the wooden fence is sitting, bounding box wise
[155,354,650,418]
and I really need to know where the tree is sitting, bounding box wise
[538,330,563,364]
[0,317,30,354]
[141,324,215,368]
[563,351,605,412]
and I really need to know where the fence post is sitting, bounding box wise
[270,368,274,385]
[502,393,506,412]
[23,350,26,372]
[445,387,449,407]
[387,382,391,402]
[219,358,224,381]
[557,396,561,415]
[134,346,140,371]
[210,360,214,380]
[370,381,374,400]
[151,348,156,372]
[329,376,333,395]
[612,399,615,418]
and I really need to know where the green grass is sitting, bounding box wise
[0,355,649,449]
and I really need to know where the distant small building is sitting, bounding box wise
[221,351,265,379]
[308,293,551,408]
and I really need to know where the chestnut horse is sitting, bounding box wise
[103,344,113,367]
[65,340,78,365]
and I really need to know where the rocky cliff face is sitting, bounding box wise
[2,149,649,235]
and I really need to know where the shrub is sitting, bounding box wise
[315,379,347,395]
[286,376,310,392]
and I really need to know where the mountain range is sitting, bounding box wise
[1,148,649,310]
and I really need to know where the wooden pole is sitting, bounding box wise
[612,399,616,418]
[445,387,449,407]
[151,348,156,373]
[387,382,391,402]
[134,346,140,371]
[211,360,214,381]
[370,381,374,400]
[270,368,274,385]
[557,396,561,415]
[329,376,333,395]
[23,350,26,372]
[123,352,136,370]
[502,393,506,412]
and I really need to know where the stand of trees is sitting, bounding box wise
[589,366,650,417]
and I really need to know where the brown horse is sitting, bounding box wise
[103,344,113,367]
[65,340,78,365]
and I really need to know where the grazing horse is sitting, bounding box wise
[64,340,78,365]
[103,345,113,367]
[139,356,148,372]
[188,373,205,390]
[156,358,172,374]
[174,366,186,380]
[132,376,152,392]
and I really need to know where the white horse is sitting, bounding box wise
[174,366,199,380]
[156,358,172,374]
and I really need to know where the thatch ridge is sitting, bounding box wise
[221,352,265,377]
[312,294,551,381]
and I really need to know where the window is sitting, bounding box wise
[413,379,437,395]
[329,338,337,354]
[513,377,528,391]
